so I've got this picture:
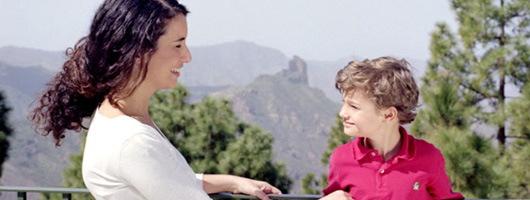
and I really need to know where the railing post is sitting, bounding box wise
[62,193,72,200]
[17,191,27,200]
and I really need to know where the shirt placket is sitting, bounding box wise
[369,151,386,188]
[377,162,391,188]
[377,157,399,190]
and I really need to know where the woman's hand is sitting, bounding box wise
[203,174,281,200]
[320,190,354,200]
[232,177,282,200]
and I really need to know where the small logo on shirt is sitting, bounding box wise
[413,182,419,190]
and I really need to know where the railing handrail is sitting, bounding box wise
[0,186,322,199]
[1,186,508,200]
[0,186,90,193]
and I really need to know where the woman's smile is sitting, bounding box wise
[170,68,181,77]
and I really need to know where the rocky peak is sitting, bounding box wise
[277,56,308,85]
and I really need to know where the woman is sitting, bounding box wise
[30,0,281,199]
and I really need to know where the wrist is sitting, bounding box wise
[228,175,243,194]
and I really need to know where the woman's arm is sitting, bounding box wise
[203,174,281,200]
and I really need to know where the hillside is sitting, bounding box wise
[0,62,55,120]
[0,120,82,186]
[180,40,289,87]
[210,56,341,192]
[0,46,65,72]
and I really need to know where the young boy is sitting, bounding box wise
[322,57,464,200]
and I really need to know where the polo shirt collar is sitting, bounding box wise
[351,126,416,161]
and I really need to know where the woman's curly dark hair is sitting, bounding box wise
[30,0,189,146]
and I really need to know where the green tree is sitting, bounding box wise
[0,91,13,179]
[150,84,292,192]
[301,115,351,194]
[411,0,530,198]
[301,172,326,195]
[217,123,292,191]
[502,83,530,197]
[427,0,530,147]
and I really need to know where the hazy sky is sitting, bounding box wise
[0,0,458,61]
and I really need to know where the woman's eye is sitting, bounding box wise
[176,45,182,48]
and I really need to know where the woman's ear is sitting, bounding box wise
[383,106,398,123]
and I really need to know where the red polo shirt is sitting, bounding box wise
[323,127,464,200]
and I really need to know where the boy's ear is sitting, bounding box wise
[383,106,398,122]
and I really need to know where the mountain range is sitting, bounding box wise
[0,42,427,196]
[211,56,340,190]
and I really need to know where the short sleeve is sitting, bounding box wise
[427,151,465,200]
[119,133,211,200]
[195,173,204,188]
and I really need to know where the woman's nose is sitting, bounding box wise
[182,46,192,63]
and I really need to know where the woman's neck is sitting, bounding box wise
[364,124,402,162]
[99,87,153,120]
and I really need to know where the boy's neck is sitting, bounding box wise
[364,123,402,162]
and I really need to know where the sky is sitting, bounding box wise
[0,0,458,62]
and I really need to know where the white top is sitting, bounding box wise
[82,109,211,200]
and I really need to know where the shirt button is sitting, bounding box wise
[371,152,376,156]
[380,169,385,174]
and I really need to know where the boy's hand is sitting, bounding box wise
[320,190,354,200]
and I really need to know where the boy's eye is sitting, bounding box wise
[176,45,182,48]
[342,100,358,109]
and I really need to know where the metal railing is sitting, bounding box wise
[0,186,504,200]
[0,186,322,200]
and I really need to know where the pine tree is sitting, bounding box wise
[502,83,530,197]
[411,0,530,198]
[435,0,529,147]
[301,115,351,194]
[0,91,13,179]
[301,172,323,195]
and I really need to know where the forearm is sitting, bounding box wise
[202,174,238,194]
[203,174,282,200]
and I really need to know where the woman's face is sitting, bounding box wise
[142,14,191,92]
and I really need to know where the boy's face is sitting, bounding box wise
[339,90,385,137]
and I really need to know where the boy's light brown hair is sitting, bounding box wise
[335,56,419,124]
